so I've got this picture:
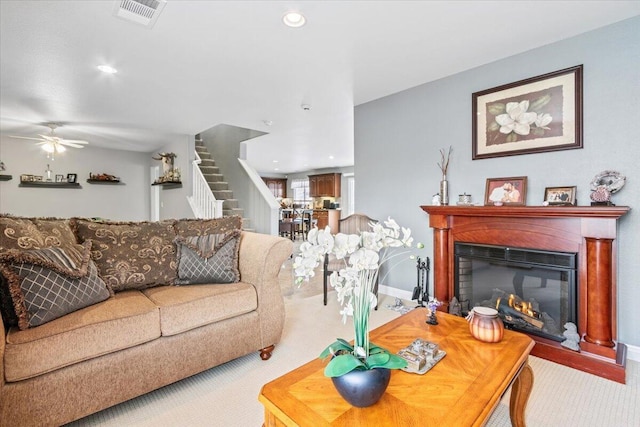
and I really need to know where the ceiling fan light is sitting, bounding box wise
[56,144,67,153]
[42,143,55,153]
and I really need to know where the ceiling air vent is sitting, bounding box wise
[113,0,166,28]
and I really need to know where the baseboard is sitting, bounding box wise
[379,285,413,302]
[379,286,640,364]
[626,344,640,362]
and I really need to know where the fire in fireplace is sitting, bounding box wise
[454,242,577,342]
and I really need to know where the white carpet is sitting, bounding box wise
[69,271,640,426]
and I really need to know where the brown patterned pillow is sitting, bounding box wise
[72,219,177,291]
[0,215,78,251]
[0,243,112,330]
[174,230,241,285]
[173,216,242,238]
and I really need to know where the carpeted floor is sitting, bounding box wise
[69,243,640,427]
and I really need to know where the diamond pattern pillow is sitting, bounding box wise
[0,244,112,330]
[174,230,241,285]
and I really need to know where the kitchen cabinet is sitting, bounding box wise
[263,178,287,198]
[313,209,341,232]
[308,173,341,197]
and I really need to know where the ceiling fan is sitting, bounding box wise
[10,123,89,157]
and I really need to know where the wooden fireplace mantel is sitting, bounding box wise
[420,205,630,383]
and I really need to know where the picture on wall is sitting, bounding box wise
[544,186,577,206]
[472,65,583,160]
[484,176,527,206]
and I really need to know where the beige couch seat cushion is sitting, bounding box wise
[143,283,257,336]
[4,290,160,382]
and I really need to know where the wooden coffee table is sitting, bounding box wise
[259,308,535,426]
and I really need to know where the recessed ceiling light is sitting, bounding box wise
[283,11,306,28]
[274,168,280,171]
[328,155,334,160]
[273,160,279,163]
[97,65,118,74]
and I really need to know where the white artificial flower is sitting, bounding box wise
[495,101,538,136]
[333,233,360,259]
[349,248,379,270]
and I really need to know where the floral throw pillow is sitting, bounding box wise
[174,230,241,285]
[72,219,177,291]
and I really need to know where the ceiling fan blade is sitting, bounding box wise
[9,135,46,141]
[39,134,57,141]
[60,142,86,148]
[60,139,89,144]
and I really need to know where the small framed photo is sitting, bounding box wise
[33,175,43,182]
[55,174,65,183]
[20,174,33,182]
[67,173,77,183]
[485,176,527,206]
[544,186,576,206]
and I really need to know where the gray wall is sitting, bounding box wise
[354,17,640,346]
[0,134,194,221]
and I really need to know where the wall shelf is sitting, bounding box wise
[152,181,182,189]
[19,181,81,189]
[0,174,12,181]
[87,179,125,185]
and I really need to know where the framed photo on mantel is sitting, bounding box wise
[472,65,583,160]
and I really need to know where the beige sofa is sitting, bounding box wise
[0,215,293,426]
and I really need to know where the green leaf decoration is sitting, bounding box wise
[506,133,518,143]
[324,354,366,377]
[366,352,391,368]
[487,103,505,115]
[529,94,551,112]
[488,121,500,132]
[384,353,409,369]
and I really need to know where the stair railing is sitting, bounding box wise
[188,151,224,218]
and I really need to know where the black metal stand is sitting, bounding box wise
[412,256,430,307]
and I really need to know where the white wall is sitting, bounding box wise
[155,135,195,220]
[354,17,640,346]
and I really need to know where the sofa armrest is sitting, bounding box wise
[238,232,293,349]
[0,315,5,390]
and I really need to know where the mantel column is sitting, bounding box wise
[583,237,615,348]
[428,214,451,309]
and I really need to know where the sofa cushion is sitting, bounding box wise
[4,290,160,382]
[72,218,177,291]
[174,230,241,285]
[173,216,242,238]
[142,283,257,336]
[0,242,113,330]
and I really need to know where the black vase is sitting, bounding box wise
[331,368,391,407]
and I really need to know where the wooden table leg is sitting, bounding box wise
[509,362,534,427]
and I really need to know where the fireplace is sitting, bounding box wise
[421,205,630,383]
[454,242,577,342]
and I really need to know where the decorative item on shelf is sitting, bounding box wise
[466,306,504,343]
[152,152,181,185]
[437,146,452,205]
[426,297,441,325]
[457,193,473,205]
[55,174,65,183]
[45,164,53,182]
[0,160,11,181]
[484,176,528,206]
[0,160,5,171]
[544,186,577,206]
[88,172,121,182]
[66,173,77,183]
[294,218,420,407]
[431,193,441,206]
[589,170,625,206]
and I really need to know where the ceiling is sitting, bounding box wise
[1,1,639,174]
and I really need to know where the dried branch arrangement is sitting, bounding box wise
[437,146,453,177]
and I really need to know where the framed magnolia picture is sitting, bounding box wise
[472,65,583,160]
[544,186,576,206]
[484,176,527,206]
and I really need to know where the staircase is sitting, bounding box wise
[194,140,253,231]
